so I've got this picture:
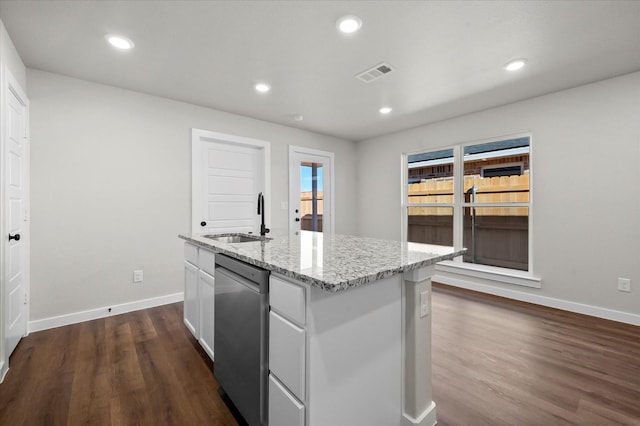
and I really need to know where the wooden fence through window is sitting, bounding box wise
[408,174,529,271]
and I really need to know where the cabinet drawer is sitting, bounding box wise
[184,243,199,266]
[269,374,305,426]
[199,248,216,276]
[269,311,305,401]
[270,275,306,325]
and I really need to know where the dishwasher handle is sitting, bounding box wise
[215,265,264,294]
[215,254,270,288]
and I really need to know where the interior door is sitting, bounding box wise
[289,146,334,236]
[4,80,29,358]
[192,130,270,235]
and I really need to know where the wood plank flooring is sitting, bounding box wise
[1,284,639,425]
[431,283,640,426]
[0,303,238,426]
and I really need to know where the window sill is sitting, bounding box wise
[435,260,541,288]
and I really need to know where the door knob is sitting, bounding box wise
[9,233,20,241]
[200,221,207,227]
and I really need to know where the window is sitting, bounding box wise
[406,135,531,271]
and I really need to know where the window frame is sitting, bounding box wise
[402,132,535,278]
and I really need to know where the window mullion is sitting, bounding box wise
[453,145,463,255]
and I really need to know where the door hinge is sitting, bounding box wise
[24,293,28,305]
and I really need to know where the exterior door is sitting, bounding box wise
[289,146,334,236]
[192,129,270,235]
[4,76,29,359]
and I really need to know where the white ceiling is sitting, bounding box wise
[1,1,640,141]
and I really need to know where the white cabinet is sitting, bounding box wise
[270,275,306,325]
[184,242,199,265]
[198,269,215,359]
[184,260,199,337]
[269,274,307,426]
[183,242,215,361]
[269,311,305,401]
[269,375,305,426]
[199,248,216,275]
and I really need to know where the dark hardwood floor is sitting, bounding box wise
[1,284,638,425]
[431,283,640,426]
[0,303,238,426]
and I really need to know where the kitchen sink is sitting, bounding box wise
[203,233,267,243]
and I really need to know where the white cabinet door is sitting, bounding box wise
[269,375,305,426]
[270,275,306,326]
[184,243,199,266]
[269,311,306,401]
[199,248,215,276]
[199,269,215,360]
[184,261,199,337]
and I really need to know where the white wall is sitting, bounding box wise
[0,21,26,88]
[0,18,27,377]
[27,69,356,323]
[356,71,640,318]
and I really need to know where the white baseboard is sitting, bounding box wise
[0,361,7,384]
[403,401,437,426]
[433,275,640,326]
[28,292,184,333]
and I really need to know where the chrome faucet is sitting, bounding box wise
[257,192,270,236]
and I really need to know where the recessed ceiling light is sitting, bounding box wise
[379,106,392,115]
[504,59,527,72]
[254,83,271,93]
[106,34,134,50]
[293,114,304,122]
[337,15,362,34]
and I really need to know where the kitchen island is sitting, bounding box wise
[179,231,464,426]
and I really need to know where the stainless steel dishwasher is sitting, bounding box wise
[214,254,269,426]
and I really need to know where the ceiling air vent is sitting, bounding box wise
[356,62,394,83]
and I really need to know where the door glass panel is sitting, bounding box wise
[300,162,323,232]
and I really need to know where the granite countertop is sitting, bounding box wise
[179,231,465,292]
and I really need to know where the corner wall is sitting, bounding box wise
[355,71,640,320]
[26,69,357,324]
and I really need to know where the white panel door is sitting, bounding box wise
[192,130,270,235]
[4,81,28,358]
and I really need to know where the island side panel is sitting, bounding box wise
[402,265,437,426]
[306,275,403,426]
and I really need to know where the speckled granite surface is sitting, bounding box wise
[179,232,465,292]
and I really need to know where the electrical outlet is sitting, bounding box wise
[420,290,430,318]
[617,278,631,292]
[133,270,144,283]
